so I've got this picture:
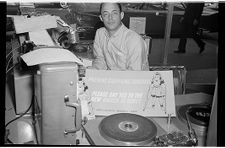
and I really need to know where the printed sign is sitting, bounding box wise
[129,17,146,34]
[83,69,176,117]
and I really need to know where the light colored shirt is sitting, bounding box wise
[92,24,149,71]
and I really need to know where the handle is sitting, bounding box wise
[64,95,82,132]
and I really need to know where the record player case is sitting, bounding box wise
[82,93,213,146]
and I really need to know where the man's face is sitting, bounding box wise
[100,3,124,33]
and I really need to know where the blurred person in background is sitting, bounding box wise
[174,3,205,54]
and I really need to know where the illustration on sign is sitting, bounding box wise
[143,72,167,114]
[77,77,95,120]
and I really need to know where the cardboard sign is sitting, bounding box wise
[129,17,146,34]
[84,69,176,117]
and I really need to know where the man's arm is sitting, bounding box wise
[191,3,204,26]
[92,30,107,70]
[126,34,147,71]
[194,3,204,20]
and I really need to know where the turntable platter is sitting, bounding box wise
[98,113,157,146]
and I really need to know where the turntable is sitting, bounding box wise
[98,113,157,146]
[81,103,211,146]
[82,113,166,146]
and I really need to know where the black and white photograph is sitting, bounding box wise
[5,1,219,146]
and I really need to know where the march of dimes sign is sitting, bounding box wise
[84,69,176,117]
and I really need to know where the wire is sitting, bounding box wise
[33,96,41,115]
[6,46,21,58]
[6,55,14,72]
[5,58,40,144]
[32,116,39,144]
[5,97,33,128]
[5,129,13,144]
[5,90,40,144]
[6,52,19,72]
[6,138,13,144]
[31,74,39,144]
[6,63,18,75]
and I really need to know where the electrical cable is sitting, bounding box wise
[34,96,41,115]
[6,64,17,75]
[6,52,20,72]
[6,46,21,58]
[6,138,13,144]
[6,55,14,72]
[32,112,39,144]
[5,75,41,144]
[31,74,39,144]
[5,90,34,144]
[5,95,36,144]
[5,96,33,128]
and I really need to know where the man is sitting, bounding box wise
[91,3,149,70]
[174,3,205,54]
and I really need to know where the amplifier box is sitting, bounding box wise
[39,62,79,145]
[13,69,40,115]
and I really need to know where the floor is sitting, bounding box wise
[150,37,217,70]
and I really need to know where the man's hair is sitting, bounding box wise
[99,3,122,14]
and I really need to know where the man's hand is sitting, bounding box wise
[179,17,184,23]
[193,19,199,26]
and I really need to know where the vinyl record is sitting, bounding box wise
[99,113,157,146]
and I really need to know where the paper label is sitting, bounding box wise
[129,17,146,34]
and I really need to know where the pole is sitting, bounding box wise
[162,3,174,65]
